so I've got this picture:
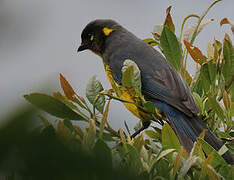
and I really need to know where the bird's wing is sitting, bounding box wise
[141,65,199,117]
[105,31,199,117]
[107,46,199,117]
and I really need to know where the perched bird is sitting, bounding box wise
[78,19,233,164]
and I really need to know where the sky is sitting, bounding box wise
[0,0,233,131]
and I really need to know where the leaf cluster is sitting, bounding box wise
[2,0,234,179]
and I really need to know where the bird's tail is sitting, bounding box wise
[154,101,234,164]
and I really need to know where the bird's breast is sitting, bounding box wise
[103,62,150,121]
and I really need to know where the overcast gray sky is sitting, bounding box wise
[0,0,233,130]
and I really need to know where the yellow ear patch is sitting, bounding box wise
[103,27,114,36]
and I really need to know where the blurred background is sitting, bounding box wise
[0,0,233,130]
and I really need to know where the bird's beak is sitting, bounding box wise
[77,42,88,52]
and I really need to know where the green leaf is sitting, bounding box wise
[152,158,171,179]
[133,133,145,153]
[207,96,225,122]
[231,102,234,116]
[122,59,142,94]
[53,92,78,110]
[100,131,114,142]
[83,119,96,148]
[226,165,234,179]
[190,141,206,159]
[63,119,75,132]
[197,138,227,168]
[125,144,143,175]
[24,93,85,121]
[191,69,203,96]
[94,139,112,169]
[143,101,155,114]
[86,75,105,113]
[206,165,222,180]
[162,123,180,151]
[116,143,143,175]
[192,92,202,111]
[160,26,182,72]
[178,156,200,179]
[99,100,110,138]
[199,62,217,94]
[145,130,161,142]
[231,85,234,102]
[222,39,234,83]
[122,64,134,88]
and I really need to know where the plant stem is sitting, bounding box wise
[179,14,200,43]
[190,0,222,45]
[183,0,221,70]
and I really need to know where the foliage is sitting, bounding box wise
[1,0,233,179]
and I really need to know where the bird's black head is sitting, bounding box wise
[78,19,120,55]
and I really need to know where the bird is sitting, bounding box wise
[77,19,233,164]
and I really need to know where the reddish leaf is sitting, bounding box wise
[184,40,207,65]
[220,18,230,26]
[220,18,234,35]
[163,6,175,33]
[152,32,161,39]
[60,73,76,101]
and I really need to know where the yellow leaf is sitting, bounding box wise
[119,128,126,145]
[182,69,193,85]
[206,165,221,180]
[223,90,231,110]
[57,120,73,141]
[156,149,176,162]
[172,146,184,175]
[207,42,214,59]
[133,133,145,152]
[99,99,111,138]
[200,151,214,179]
